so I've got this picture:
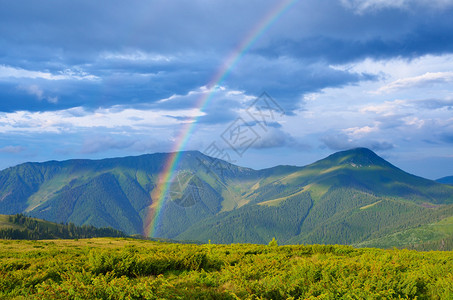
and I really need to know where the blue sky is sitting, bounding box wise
[1,0,453,179]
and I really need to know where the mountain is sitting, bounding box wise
[437,176,453,185]
[0,151,258,236]
[1,148,453,249]
[177,148,453,246]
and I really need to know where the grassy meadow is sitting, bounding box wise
[1,238,453,299]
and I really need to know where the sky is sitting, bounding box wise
[0,0,453,179]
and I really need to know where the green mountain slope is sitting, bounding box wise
[354,214,453,250]
[1,148,453,248]
[178,148,453,246]
[0,151,261,236]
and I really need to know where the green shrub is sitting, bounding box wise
[1,238,453,299]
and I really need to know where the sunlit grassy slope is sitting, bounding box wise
[0,214,22,230]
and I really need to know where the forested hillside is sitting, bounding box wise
[1,148,452,248]
[0,214,125,240]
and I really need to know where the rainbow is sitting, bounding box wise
[143,0,299,237]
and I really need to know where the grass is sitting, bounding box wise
[1,237,453,299]
[258,188,305,207]
[360,200,383,210]
[303,183,329,203]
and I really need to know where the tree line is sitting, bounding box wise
[0,214,125,240]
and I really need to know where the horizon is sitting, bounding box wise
[1,1,453,180]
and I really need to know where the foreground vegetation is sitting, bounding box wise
[1,238,452,299]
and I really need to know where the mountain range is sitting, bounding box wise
[1,148,452,249]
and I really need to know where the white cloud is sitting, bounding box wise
[343,125,378,138]
[360,100,408,116]
[340,0,406,12]
[340,0,453,13]
[402,116,425,129]
[22,85,44,99]
[0,65,99,81]
[333,55,453,78]
[289,53,453,159]
[376,72,453,94]
[325,54,453,114]
[58,68,99,81]
[0,105,205,134]
[18,85,59,104]
[47,96,59,104]
[360,97,453,116]
[101,51,173,62]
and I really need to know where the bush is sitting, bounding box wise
[268,237,278,247]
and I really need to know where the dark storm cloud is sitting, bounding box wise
[258,1,453,63]
[259,25,453,64]
[0,0,266,66]
[1,0,453,116]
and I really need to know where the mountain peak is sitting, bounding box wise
[319,147,394,169]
